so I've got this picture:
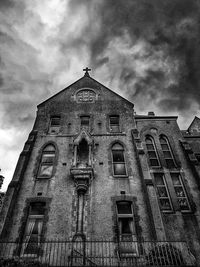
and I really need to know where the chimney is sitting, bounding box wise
[148,111,155,116]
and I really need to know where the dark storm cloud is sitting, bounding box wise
[91,0,200,113]
[0,0,14,9]
[1,0,200,190]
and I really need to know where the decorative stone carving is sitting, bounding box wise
[70,130,94,237]
[75,89,97,103]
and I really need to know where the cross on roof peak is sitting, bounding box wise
[83,67,91,77]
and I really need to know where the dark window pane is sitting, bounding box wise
[146,138,153,144]
[114,163,126,175]
[120,218,132,234]
[166,159,175,168]
[42,154,55,163]
[195,153,200,163]
[110,116,120,132]
[110,116,119,125]
[175,187,185,197]
[154,174,164,185]
[160,137,167,144]
[157,187,168,197]
[163,151,172,158]
[81,116,90,126]
[171,173,181,185]
[161,144,169,150]
[30,202,45,215]
[148,151,157,159]
[178,199,189,210]
[160,199,171,210]
[50,117,60,126]
[146,144,154,150]
[150,159,159,166]
[113,150,124,162]
[117,202,132,214]
[146,136,159,166]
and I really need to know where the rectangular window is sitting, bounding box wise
[80,116,90,130]
[50,117,60,126]
[109,115,120,132]
[171,173,190,211]
[117,202,134,240]
[154,173,173,212]
[21,202,45,256]
[49,116,61,134]
[116,201,138,256]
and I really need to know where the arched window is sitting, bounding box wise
[112,143,127,176]
[38,144,56,177]
[159,135,175,168]
[145,136,160,167]
[77,138,89,166]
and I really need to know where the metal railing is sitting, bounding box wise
[0,240,196,266]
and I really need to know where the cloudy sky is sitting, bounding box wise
[0,0,200,191]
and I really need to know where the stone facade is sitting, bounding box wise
[0,72,200,265]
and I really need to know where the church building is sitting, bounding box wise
[0,69,200,266]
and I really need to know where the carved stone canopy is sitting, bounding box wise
[73,130,93,146]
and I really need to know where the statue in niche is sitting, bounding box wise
[77,138,89,167]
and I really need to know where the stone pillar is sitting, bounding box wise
[147,185,166,240]
[73,145,77,166]
[77,192,85,233]
[88,145,92,166]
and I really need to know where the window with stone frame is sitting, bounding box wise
[49,116,61,134]
[109,115,120,132]
[195,153,200,163]
[154,173,173,212]
[21,202,45,256]
[116,201,135,241]
[159,135,176,168]
[80,115,90,130]
[145,136,160,167]
[38,144,56,178]
[171,173,190,211]
[112,143,127,176]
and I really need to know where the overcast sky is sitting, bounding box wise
[0,0,200,191]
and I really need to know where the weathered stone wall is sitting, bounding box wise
[135,115,200,261]
[1,75,200,264]
[0,76,152,243]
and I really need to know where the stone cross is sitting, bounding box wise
[83,67,91,77]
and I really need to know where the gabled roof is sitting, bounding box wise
[37,74,134,107]
[187,116,200,131]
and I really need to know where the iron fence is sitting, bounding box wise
[0,240,196,266]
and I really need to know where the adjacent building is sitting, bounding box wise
[0,70,200,266]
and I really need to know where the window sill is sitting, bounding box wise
[113,175,129,179]
[180,210,193,214]
[109,130,122,133]
[36,176,52,179]
[161,210,175,214]
[47,132,60,135]
[149,166,162,169]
